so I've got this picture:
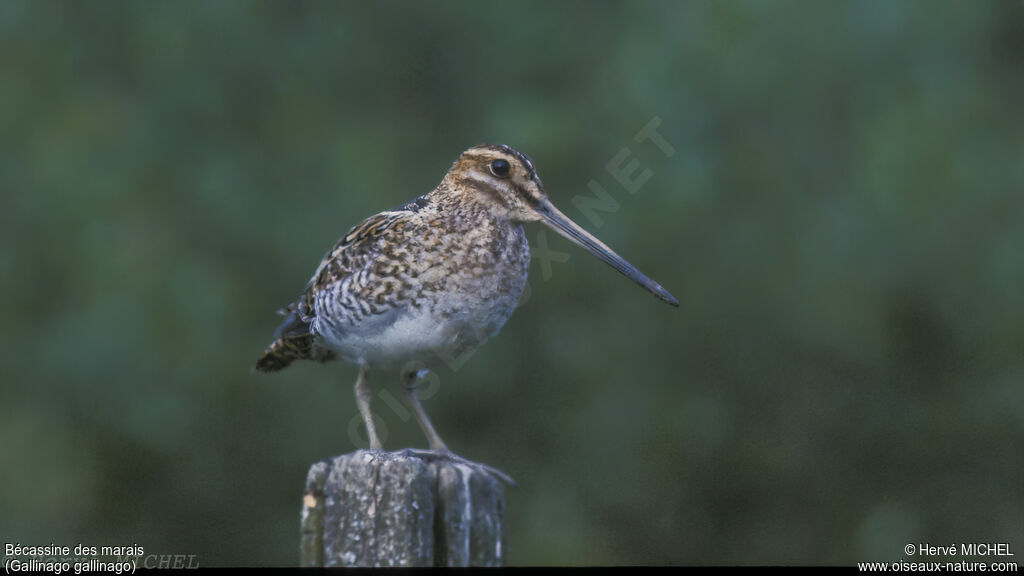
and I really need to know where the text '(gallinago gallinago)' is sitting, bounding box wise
[255,144,678,453]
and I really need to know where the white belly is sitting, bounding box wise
[314,289,521,372]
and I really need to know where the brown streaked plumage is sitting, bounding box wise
[256,144,677,453]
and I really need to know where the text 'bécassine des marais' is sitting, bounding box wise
[5,543,144,557]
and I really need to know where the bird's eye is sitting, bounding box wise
[490,159,511,178]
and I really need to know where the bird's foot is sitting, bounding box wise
[400,448,517,487]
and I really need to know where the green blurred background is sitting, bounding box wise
[2,0,1022,566]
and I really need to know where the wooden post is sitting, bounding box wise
[300,450,508,567]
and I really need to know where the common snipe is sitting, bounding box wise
[256,144,677,453]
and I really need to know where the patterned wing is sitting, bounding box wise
[254,197,430,372]
[300,209,414,318]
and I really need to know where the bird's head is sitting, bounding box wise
[444,143,548,223]
[444,143,679,307]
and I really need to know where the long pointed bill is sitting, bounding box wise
[536,200,679,307]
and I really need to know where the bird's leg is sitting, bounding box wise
[397,370,516,485]
[401,369,449,452]
[354,366,382,450]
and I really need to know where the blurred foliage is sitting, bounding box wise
[2,0,1022,566]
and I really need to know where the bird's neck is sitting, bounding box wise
[429,183,514,231]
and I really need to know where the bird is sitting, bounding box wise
[255,144,678,455]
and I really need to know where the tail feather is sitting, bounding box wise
[255,336,307,372]
[255,306,335,372]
